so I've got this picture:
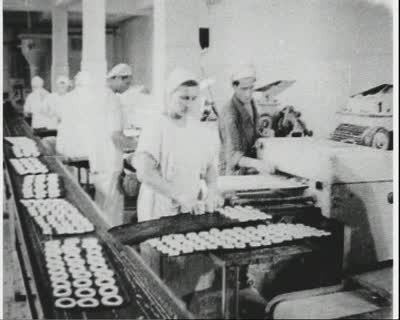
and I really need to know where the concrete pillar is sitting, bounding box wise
[152,0,166,106]
[81,0,107,88]
[51,5,69,90]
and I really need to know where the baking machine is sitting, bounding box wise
[332,84,393,150]
[256,85,394,272]
[110,173,344,319]
[253,80,313,138]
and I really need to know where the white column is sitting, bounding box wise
[51,5,69,90]
[152,0,166,107]
[81,0,107,88]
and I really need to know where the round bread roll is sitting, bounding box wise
[101,294,123,307]
[55,297,76,309]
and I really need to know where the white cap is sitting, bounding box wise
[107,63,133,79]
[230,63,256,83]
[166,68,198,96]
[31,76,44,88]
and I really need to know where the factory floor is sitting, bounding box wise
[2,210,32,319]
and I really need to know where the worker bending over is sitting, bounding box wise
[133,68,223,222]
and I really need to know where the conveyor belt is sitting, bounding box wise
[3,113,52,156]
[109,211,269,245]
[3,114,193,319]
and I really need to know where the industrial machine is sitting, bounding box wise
[253,80,313,138]
[256,84,393,271]
[332,84,393,150]
[257,137,393,272]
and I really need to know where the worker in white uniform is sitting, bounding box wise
[56,72,93,159]
[83,72,126,227]
[40,76,71,154]
[23,76,50,129]
[133,67,223,222]
[44,75,70,129]
[107,63,155,130]
[133,68,223,299]
[106,64,151,214]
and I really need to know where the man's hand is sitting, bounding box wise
[254,159,276,175]
[174,193,197,213]
[204,192,224,213]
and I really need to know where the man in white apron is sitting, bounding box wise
[23,76,50,129]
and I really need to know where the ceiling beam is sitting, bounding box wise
[3,0,153,15]
[2,0,53,12]
[55,0,81,7]
[68,0,153,15]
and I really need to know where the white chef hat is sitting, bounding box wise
[31,76,44,88]
[230,62,256,83]
[56,75,70,85]
[107,63,133,79]
[166,67,198,96]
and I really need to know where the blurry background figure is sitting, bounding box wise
[106,63,156,215]
[41,76,71,154]
[87,73,126,227]
[56,71,94,159]
[23,76,50,129]
[3,92,16,117]
[44,76,71,130]
[107,63,156,133]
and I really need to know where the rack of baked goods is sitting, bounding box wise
[109,204,274,246]
[20,199,95,235]
[144,223,331,257]
[44,237,127,310]
[21,173,64,199]
[4,136,41,158]
[9,157,49,175]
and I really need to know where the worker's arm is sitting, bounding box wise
[134,152,195,209]
[203,160,224,212]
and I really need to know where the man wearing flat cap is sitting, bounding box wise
[218,63,275,175]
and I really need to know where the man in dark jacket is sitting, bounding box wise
[218,63,275,175]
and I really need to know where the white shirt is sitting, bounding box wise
[118,86,157,130]
[43,92,66,130]
[135,114,219,222]
[24,88,50,129]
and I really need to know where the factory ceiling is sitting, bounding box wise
[3,0,153,26]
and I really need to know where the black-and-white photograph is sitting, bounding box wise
[1,0,398,319]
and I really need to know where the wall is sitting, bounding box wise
[201,0,393,137]
[118,14,154,91]
[2,27,117,93]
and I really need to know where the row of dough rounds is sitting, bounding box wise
[22,173,63,199]
[5,137,40,158]
[10,158,48,175]
[44,237,124,309]
[216,206,272,222]
[146,223,331,256]
[21,199,94,235]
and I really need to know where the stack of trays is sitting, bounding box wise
[21,174,64,199]
[5,137,40,158]
[217,205,272,222]
[145,223,331,257]
[44,237,125,310]
[20,199,95,235]
[9,158,48,175]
